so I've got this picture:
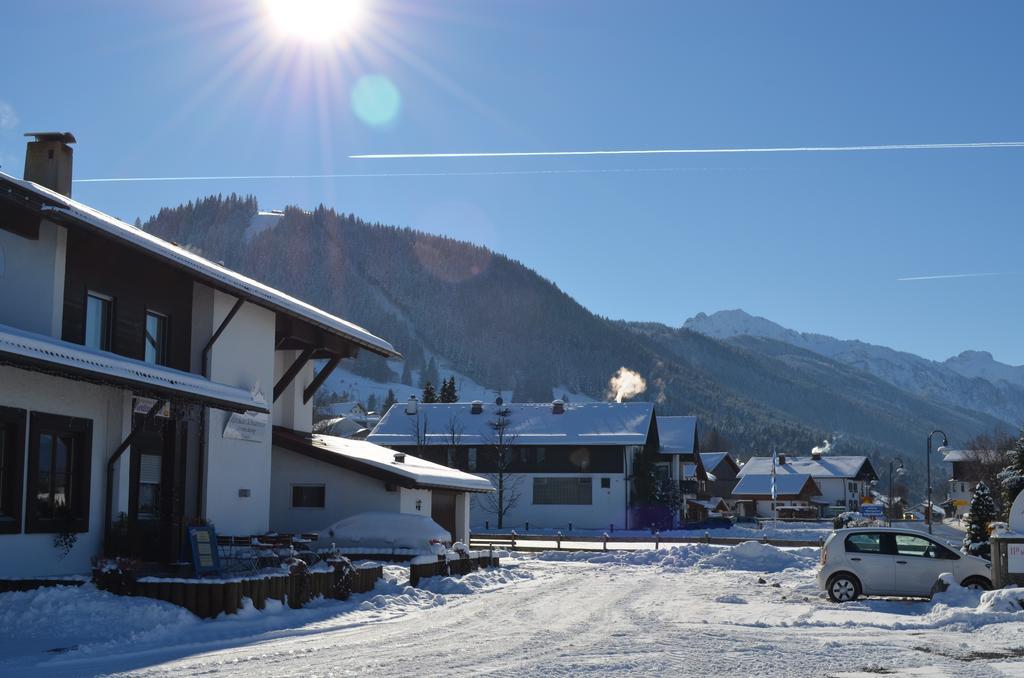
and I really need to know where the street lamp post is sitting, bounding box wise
[926,430,949,535]
[888,457,904,527]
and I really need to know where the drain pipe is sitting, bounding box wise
[104,398,166,554]
[194,297,245,518]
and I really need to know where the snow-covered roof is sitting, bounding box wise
[368,401,655,447]
[657,415,698,454]
[737,455,875,480]
[0,172,398,358]
[700,452,732,474]
[274,427,494,493]
[942,449,1004,463]
[0,322,266,413]
[731,474,820,497]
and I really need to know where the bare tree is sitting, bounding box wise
[444,414,463,468]
[476,406,522,529]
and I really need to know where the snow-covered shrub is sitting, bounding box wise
[998,431,1024,520]
[91,556,139,596]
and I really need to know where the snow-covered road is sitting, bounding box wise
[6,543,1024,677]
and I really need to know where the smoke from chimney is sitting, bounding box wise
[811,439,832,457]
[607,367,647,403]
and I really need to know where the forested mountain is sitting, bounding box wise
[141,195,1016,497]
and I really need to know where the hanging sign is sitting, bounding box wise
[133,397,170,418]
[223,384,268,443]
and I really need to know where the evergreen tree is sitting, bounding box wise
[367,393,378,413]
[440,377,458,403]
[997,431,1024,520]
[422,382,439,403]
[962,481,996,558]
[400,361,413,387]
[382,389,398,413]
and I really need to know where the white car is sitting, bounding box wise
[817,527,992,602]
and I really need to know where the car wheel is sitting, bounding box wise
[960,576,992,591]
[827,573,861,603]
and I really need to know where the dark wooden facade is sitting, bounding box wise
[61,229,194,371]
[398,445,627,475]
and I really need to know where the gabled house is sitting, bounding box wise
[368,399,667,530]
[735,452,877,517]
[699,452,741,501]
[0,133,400,578]
[731,473,822,518]
[942,448,1002,517]
[656,416,710,523]
[271,428,492,544]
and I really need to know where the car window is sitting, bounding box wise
[845,532,883,553]
[894,534,958,559]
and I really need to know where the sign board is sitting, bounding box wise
[188,526,221,578]
[222,384,267,443]
[223,410,268,442]
[133,397,170,418]
[860,504,884,518]
[1007,543,1024,574]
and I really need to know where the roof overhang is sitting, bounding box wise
[273,427,494,493]
[0,323,266,414]
[0,173,400,359]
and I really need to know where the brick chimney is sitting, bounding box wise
[24,132,76,197]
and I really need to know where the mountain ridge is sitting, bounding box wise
[138,195,1018,497]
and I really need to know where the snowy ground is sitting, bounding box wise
[5,541,1024,677]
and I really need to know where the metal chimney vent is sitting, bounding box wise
[393,452,406,463]
[470,400,483,414]
[552,399,565,414]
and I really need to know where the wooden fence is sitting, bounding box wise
[469,532,824,552]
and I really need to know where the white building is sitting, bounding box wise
[942,448,1002,517]
[368,400,700,531]
[735,453,878,517]
[270,428,492,544]
[0,133,400,578]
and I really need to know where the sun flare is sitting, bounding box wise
[264,0,363,43]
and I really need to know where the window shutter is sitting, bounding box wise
[139,454,162,484]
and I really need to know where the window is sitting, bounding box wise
[25,413,92,534]
[533,477,592,505]
[845,532,883,554]
[0,407,26,534]
[467,448,477,471]
[600,477,611,489]
[292,485,325,508]
[137,453,162,517]
[536,447,546,463]
[894,534,959,560]
[848,481,856,493]
[144,311,168,365]
[84,292,112,351]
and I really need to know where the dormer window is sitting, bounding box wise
[84,292,112,351]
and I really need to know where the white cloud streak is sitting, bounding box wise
[0,101,17,130]
[72,166,742,184]
[350,141,1024,160]
[897,272,1015,282]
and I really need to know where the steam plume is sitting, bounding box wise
[608,367,647,403]
[811,439,832,456]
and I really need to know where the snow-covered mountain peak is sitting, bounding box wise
[945,349,1024,388]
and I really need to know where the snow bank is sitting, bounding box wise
[700,541,819,572]
[415,567,534,596]
[0,564,528,672]
[531,541,819,573]
[321,511,451,554]
[978,587,1024,613]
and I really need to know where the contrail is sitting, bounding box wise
[350,140,1024,160]
[897,272,1014,282]
[72,166,740,183]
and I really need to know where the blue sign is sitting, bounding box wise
[188,526,221,578]
[860,504,884,517]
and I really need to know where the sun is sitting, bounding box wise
[264,0,364,44]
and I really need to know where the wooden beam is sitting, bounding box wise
[273,347,314,403]
[303,355,342,404]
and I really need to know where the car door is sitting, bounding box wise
[843,532,895,595]
[892,533,956,596]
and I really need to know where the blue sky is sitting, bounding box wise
[2,1,1022,364]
